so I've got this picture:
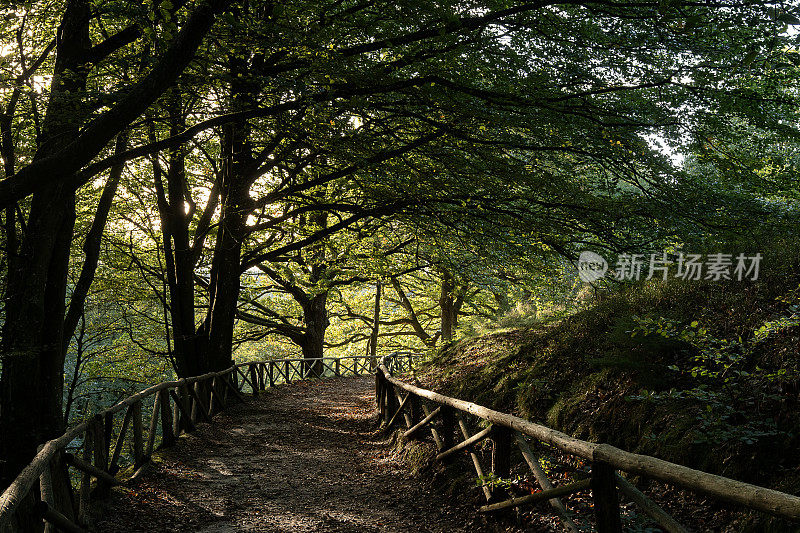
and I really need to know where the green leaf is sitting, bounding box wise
[777,13,800,25]
[683,16,701,32]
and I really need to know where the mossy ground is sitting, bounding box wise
[414,272,800,531]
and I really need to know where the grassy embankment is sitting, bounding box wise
[411,261,800,529]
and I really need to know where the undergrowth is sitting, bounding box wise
[415,244,800,531]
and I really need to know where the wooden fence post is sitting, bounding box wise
[591,461,623,533]
[108,405,133,475]
[131,400,144,469]
[249,365,259,396]
[217,376,228,408]
[491,426,512,478]
[227,370,237,400]
[190,382,211,423]
[204,379,213,407]
[220,373,229,405]
[439,406,456,451]
[375,371,383,411]
[408,393,419,426]
[50,453,77,524]
[420,402,444,450]
[145,394,161,458]
[458,414,493,502]
[393,390,414,429]
[212,377,223,414]
[78,429,92,525]
[103,413,113,463]
[225,371,246,403]
[159,389,175,448]
[92,417,106,471]
[208,378,218,417]
[385,384,399,426]
[268,362,275,387]
[171,387,181,437]
[170,389,194,434]
[490,426,512,501]
[182,383,194,432]
[381,380,390,423]
[92,416,110,498]
[189,383,200,425]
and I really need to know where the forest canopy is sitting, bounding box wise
[0,0,799,502]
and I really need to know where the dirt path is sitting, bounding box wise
[94,376,504,532]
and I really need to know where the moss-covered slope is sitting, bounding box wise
[416,278,800,495]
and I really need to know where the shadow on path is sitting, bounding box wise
[94,376,499,532]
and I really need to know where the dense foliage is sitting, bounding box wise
[0,0,799,513]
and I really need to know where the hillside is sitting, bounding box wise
[414,275,800,530]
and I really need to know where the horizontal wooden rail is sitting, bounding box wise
[376,358,800,530]
[0,352,421,532]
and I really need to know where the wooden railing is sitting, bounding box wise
[375,357,800,532]
[0,353,415,533]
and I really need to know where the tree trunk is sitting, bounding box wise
[204,197,247,371]
[203,51,254,372]
[369,280,381,365]
[152,91,205,377]
[391,276,436,346]
[0,0,227,488]
[0,0,90,489]
[440,270,455,343]
[62,131,128,353]
[439,270,467,343]
[301,291,329,377]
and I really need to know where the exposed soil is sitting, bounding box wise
[93,377,515,532]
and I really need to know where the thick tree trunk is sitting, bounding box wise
[205,202,246,371]
[492,291,512,316]
[0,0,90,489]
[300,292,329,377]
[0,108,79,494]
[0,0,226,491]
[439,270,467,344]
[203,52,254,372]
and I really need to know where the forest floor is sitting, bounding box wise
[93,376,519,532]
